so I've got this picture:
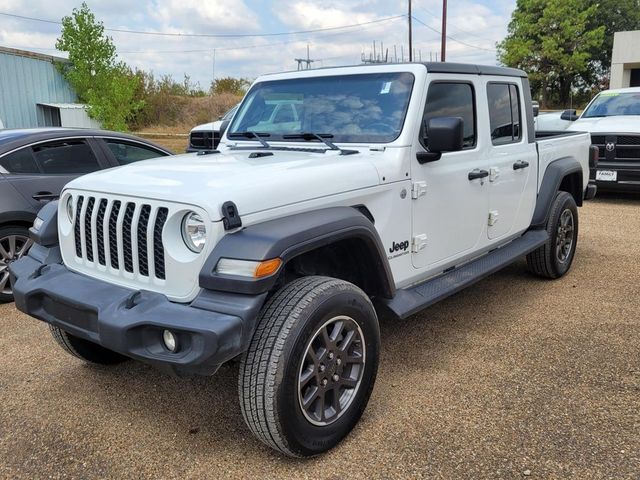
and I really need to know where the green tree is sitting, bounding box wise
[210,77,251,96]
[56,3,141,130]
[586,0,640,84]
[498,0,605,107]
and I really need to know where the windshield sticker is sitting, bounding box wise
[380,81,392,94]
[599,92,620,97]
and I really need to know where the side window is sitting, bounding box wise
[487,83,522,145]
[0,148,39,174]
[423,82,476,149]
[105,140,167,165]
[32,140,101,174]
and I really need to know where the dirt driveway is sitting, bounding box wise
[1,194,638,479]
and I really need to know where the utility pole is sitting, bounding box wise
[440,0,447,62]
[408,0,413,61]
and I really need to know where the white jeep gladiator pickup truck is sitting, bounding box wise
[10,62,597,457]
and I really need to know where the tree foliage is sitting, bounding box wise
[498,0,606,107]
[587,0,640,80]
[56,2,141,130]
[210,77,251,96]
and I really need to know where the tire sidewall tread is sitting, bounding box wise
[238,276,379,457]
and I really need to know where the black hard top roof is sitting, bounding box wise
[420,62,527,78]
[0,128,171,154]
[264,61,527,79]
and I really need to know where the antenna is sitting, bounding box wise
[295,44,315,70]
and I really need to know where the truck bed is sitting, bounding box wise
[535,130,585,140]
[535,130,591,193]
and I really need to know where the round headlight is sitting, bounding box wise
[182,212,207,253]
[66,195,74,222]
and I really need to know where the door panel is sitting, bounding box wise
[485,82,537,240]
[411,79,489,269]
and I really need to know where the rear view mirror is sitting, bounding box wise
[417,117,464,164]
[532,102,540,117]
[560,109,579,121]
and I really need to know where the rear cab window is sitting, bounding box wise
[487,83,522,145]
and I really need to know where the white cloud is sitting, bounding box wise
[149,0,260,33]
[0,0,516,88]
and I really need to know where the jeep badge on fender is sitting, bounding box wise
[389,240,410,253]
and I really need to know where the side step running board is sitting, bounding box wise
[380,229,549,319]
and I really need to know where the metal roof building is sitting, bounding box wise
[0,46,100,129]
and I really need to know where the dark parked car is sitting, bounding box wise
[0,128,172,302]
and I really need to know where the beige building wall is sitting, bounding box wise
[610,31,640,89]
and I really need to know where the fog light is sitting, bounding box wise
[162,329,178,352]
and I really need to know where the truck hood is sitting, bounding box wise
[570,115,640,133]
[65,150,381,220]
[191,120,223,132]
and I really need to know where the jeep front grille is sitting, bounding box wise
[73,195,168,280]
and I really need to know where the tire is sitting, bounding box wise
[527,191,579,279]
[0,226,33,303]
[238,276,380,457]
[50,325,129,365]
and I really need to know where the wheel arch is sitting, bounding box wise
[0,211,36,230]
[199,206,395,299]
[531,157,583,229]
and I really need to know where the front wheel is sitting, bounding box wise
[0,226,33,303]
[527,191,579,279]
[238,276,380,457]
[50,326,129,365]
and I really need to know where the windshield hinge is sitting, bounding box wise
[411,181,427,199]
[411,234,428,253]
[221,201,242,230]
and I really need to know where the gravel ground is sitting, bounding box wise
[1,193,639,479]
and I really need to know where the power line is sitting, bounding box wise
[0,11,404,38]
[411,15,496,53]
[413,1,499,43]
[2,16,407,56]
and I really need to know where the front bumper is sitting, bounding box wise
[590,165,640,192]
[10,248,265,376]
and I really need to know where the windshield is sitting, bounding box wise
[222,105,238,121]
[582,92,640,118]
[228,72,415,143]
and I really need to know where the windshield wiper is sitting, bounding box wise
[227,131,271,148]
[282,132,358,155]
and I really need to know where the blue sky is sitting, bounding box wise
[0,0,516,88]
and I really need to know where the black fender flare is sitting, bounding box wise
[531,157,583,229]
[199,206,395,297]
[0,210,36,228]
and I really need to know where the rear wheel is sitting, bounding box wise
[50,326,129,365]
[238,276,380,457]
[0,226,33,303]
[527,191,579,279]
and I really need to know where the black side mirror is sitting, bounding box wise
[560,109,579,121]
[532,103,540,117]
[417,117,464,164]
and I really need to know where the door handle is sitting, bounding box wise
[468,169,489,181]
[32,192,58,202]
[513,160,530,170]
